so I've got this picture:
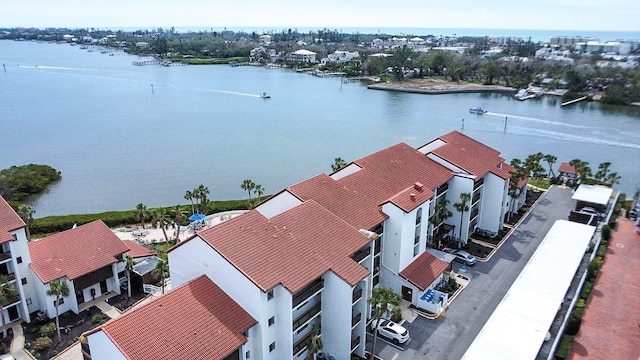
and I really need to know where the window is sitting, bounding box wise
[245,351,250,359]
[17,257,22,264]
[268,316,275,326]
[267,290,274,300]
[54,297,64,307]
[21,277,27,285]
[26,298,32,306]
[269,342,276,352]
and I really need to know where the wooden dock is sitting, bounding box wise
[561,96,587,106]
[132,60,186,66]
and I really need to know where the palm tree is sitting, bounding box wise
[151,207,172,243]
[543,154,557,179]
[331,157,347,172]
[152,260,170,294]
[606,172,620,186]
[570,159,592,184]
[241,179,256,207]
[595,162,612,182]
[135,203,149,229]
[15,204,35,241]
[453,192,471,243]
[195,184,210,213]
[253,184,265,205]
[368,286,401,359]
[184,190,195,214]
[172,205,188,242]
[46,279,70,341]
[429,201,452,247]
[305,323,323,360]
[0,275,17,338]
[124,255,135,301]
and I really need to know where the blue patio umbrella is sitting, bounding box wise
[189,213,206,221]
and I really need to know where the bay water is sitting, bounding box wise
[1,40,639,217]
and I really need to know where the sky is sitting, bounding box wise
[2,0,639,32]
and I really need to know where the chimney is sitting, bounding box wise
[414,182,424,190]
[410,193,416,201]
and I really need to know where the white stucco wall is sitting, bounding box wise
[479,173,507,233]
[447,175,475,243]
[255,191,302,219]
[321,271,354,359]
[9,227,37,320]
[87,330,127,360]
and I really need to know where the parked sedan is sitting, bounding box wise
[453,250,477,266]
[370,318,410,344]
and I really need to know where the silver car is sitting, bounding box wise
[453,250,477,266]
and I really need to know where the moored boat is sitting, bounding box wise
[261,92,271,99]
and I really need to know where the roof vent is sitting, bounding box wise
[414,182,424,190]
[410,193,416,201]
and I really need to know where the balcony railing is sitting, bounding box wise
[472,191,481,204]
[293,330,314,356]
[2,294,19,308]
[292,278,324,308]
[352,288,362,304]
[351,247,371,263]
[0,273,16,283]
[351,312,362,328]
[351,336,361,352]
[0,252,11,262]
[470,207,479,221]
[292,301,322,331]
[474,178,484,190]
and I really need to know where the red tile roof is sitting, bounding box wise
[428,131,511,180]
[336,143,453,213]
[187,200,372,293]
[558,162,577,175]
[122,240,156,258]
[29,220,129,283]
[93,275,257,360]
[0,196,25,244]
[399,251,450,291]
[287,173,388,230]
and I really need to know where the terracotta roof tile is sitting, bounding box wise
[122,240,156,258]
[430,131,511,180]
[336,143,453,213]
[29,221,129,283]
[0,196,25,244]
[399,251,450,291]
[193,201,372,293]
[558,162,577,174]
[288,174,388,230]
[96,275,257,360]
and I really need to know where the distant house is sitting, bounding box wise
[321,50,360,65]
[288,49,317,63]
[134,41,149,49]
[28,221,129,316]
[85,275,257,360]
[558,162,579,186]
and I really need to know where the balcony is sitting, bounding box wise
[352,288,362,304]
[473,178,484,191]
[292,278,324,308]
[292,301,321,331]
[472,191,481,204]
[351,247,371,263]
[0,273,16,283]
[351,336,361,352]
[351,312,362,328]
[2,294,20,308]
[470,206,479,221]
[436,183,449,197]
[0,251,12,263]
[293,329,314,356]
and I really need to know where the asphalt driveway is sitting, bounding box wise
[374,186,577,360]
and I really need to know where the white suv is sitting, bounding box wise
[370,318,410,344]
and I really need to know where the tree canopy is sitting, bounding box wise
[0,164,61,202]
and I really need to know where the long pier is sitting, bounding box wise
[132,60,186,66]
[561,96,587,106]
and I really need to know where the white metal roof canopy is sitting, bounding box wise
[462,220,595,360]
[572,184,613,206]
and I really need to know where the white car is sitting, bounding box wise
[453,250,477,266]
[370,318,410,344]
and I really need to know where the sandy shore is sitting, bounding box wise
[367,79,515,95]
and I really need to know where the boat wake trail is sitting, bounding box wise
[485,112,594,129]
[17,65,93,71]
[198,88,262,98]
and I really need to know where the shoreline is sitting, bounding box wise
[367,79,516,95]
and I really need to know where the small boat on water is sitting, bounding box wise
[261,92,271,99]
[469,107,487,114]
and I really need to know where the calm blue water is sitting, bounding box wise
[2,40,640,217]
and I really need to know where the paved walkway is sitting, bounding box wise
[567,218,640,359]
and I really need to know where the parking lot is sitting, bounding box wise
[372,186,577,360]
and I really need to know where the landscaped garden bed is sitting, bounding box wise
[466,241,494,258]
[107,287,150,312]
[23,306,104,360]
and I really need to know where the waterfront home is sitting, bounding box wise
[287,49,317,63]
[558,162,579,186]
[0,196,37,325]
[85,275,257,360]
[28,220,128,316]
